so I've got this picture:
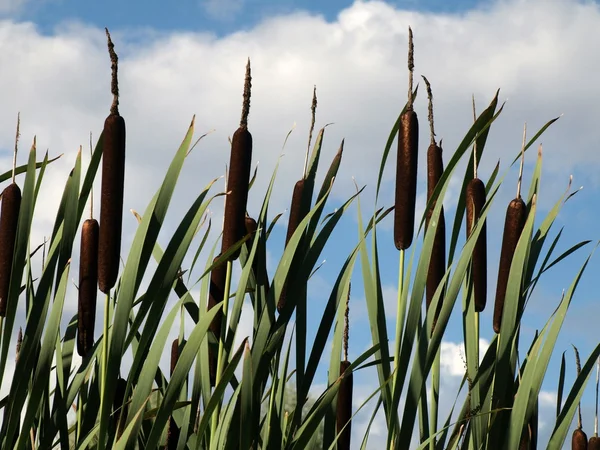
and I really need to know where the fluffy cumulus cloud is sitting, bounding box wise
[1,0,599,446]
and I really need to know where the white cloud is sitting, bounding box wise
[201,0,245,20]
[1,0,600,446]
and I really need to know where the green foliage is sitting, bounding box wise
[0,72,595,450]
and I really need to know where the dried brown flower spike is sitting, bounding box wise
[493,127,528,333]
[222,59,253,261]
[422,76,446,326]
[98,28,126,293]
[0,114,23,317]
[465,98,487,312]
[394,27,418,251]
[77,216,99,357]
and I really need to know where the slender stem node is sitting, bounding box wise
[516,123,526,198]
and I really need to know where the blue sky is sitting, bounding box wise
[1,0,599,447]
[15,0,493,36]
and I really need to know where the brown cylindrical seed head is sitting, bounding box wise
[0,182,21,317]
[465,177,487,312]
[337,360,353,450]
[222,127,252,261]
[394,109,419,250]
[493,197,526,333]
[78,218,99,357]
[285,179,306,246]
[208,255,226,386]
[589,436,600,449]
[170,338,180,376]
[98,113,125,293]
[278,179,309,313]
[572,429,587,449]
[425,143,446,323]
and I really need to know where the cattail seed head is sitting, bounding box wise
[0,182,21,317]
[589,436,600,449]
[394,109,419,250]
[465,177,487,312]
[222,127,252,261]
[573,429,587,449]
[278,179,309,313]
[425,143,446,323]
[285,179,307,247]
[493,197,526,333]
[78,218,99,357]
[98,113,126,293]
[170,338,180,376]
[337,360,353,450]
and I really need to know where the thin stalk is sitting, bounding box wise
[429,348,441,450]
[390,249,406,446]
[210,260,233,440]
[98,292,110,441]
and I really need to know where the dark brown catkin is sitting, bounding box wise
[0,182,21,317]
[493,197,526,333]
[589,436,600,449]
[337,360,353,450]
[208,255,225,386]
[77,218,99,357]
[394,109,419,250]
[425,142,446,320]
[167,339,180,449]
[278,179,308,313]
[98,29,125,294]
[465,178,487,312]
[573,429,588,449]
[222,60,253,261]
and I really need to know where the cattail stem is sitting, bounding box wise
[105,28,119,116]
[422,76,435,145]
[13,113,19,184]
[407,27,414,108]
[303,86,318,179]
[99,292,110,440]
[596,357,599,435]
[392,250,406,403]
[90,132,94,219]
[240,58,251,129]
[472,95,478,178]
[343,283,350,362]
[517,124,526,199]
[210,260,233,440]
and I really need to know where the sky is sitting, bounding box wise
[0,0,599,447]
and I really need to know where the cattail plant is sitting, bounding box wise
[422,76,446,327]
[572,346,588,449]
[77,152,99,357]
[98,28,126,294]
[278,86,317,313]
[166,338,181,449]
[337,285,353,450]
[493,126,528,333]
[394,27,418,251]
[221,59,253,261]
[465,98,487,312]
[0,114,22,317]
[208,255,225,386]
